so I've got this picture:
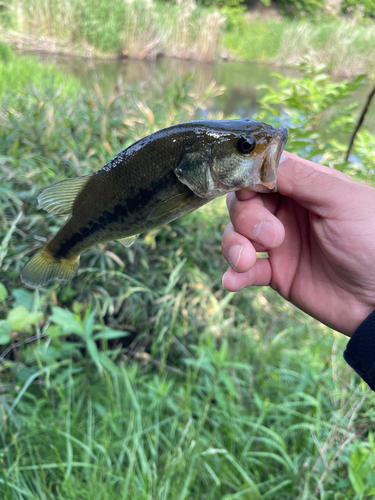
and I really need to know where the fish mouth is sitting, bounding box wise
[254,127,288,193]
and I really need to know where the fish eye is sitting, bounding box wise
[236,136,256,155]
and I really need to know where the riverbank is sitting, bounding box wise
[1,0,375,77]
[0,42,80,97]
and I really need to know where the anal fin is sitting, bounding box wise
[117,234,140,247]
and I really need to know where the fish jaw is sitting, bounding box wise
[252,126,288,193]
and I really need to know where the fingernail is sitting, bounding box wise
[228,245,243,269]
[222,271,228,287]
[254,221,277,248]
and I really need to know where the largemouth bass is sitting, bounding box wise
[21,119,288,287]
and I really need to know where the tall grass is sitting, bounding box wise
[1,52,375,498]
[223,16,375,76]
[0,43,80,97]
[2,0,375,73]
[3,0,224,61]
[2,324,374,499]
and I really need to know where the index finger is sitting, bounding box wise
[281,151,358,183]
[277,152,362,217]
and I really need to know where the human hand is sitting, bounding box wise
[221,151,375,337]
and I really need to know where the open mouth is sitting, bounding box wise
[255,127,288,192]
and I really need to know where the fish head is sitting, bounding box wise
[207,118,288,194]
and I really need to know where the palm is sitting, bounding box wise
[222,154,375,336]
[268,197,375,335]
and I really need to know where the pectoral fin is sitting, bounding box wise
[147,191,194,220]
[38,175,92,215]
[117,234,140,247]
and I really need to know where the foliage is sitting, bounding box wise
[342,0,375,18]
[275,0,375,18]
[1,53,375,498]
[223,16,375,76]
[254,57,375,183]
[3,0,223,62]
[197,0,247,30]
[3,0,375,71]
[276,0,325,16]
[0,41,13,62]
[0,43,80,98]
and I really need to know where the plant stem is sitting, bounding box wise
[345,83,375,161]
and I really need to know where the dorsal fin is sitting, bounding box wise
[38,174,92,215]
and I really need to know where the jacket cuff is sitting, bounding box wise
[343,310,375,390]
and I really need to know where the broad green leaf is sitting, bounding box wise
[45,324,64,338]
[0,283,8,303]
[12,288,33,311]
[50,307,84,336]
[0,320,11,345]
[7,306,43,331]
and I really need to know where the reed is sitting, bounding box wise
[3,1,375,73]
[4,0,224,62]
[224,16,375,76]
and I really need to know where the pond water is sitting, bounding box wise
[43,55,375,131]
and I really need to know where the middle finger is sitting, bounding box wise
[226,194,285,249]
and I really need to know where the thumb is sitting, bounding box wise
[276,153,357,216]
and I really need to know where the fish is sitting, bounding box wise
[20,118,288,287]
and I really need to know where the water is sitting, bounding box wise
[44,54,375,131]
[49,55,289,117]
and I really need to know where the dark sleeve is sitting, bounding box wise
[343,310,375,390]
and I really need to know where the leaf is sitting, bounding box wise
[220,371,237,396]
[0,283,8,303]
[83,309,97,337]
[0,320,11,345]
[98,352,120,375]
[46,324,64,338]
[12,288,33,310]
[86,338,100,368]
[218,339,228,362]
[50,307,84,336]
[7,306,43,331]
[17,365,36,383]
[93,328,132,341]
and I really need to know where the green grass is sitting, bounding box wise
[223,17,375,76]
[0,43,80,97]
[2,319,373,499]
[1,52,375,498]
[2,0,375,74]
[3,0,224,62]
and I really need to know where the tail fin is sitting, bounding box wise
[21,246,80,287]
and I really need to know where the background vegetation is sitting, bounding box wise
[1,41,375,498]
[0,0,374,74]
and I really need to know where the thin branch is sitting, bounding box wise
[0,332,48,362]
[345,83,375,161]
